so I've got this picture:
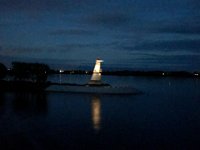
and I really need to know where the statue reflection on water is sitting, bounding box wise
[91,96,101,131]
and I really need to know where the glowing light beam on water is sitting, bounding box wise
[91,96,101,131]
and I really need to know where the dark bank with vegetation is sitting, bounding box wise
[0,61,200,92]
[0,62,50,92]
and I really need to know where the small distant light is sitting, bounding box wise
[162,73,165,76]
[59,69,64,73]
[194,73,199,76]
[85,71,88,74]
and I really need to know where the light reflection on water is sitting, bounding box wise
[91,96,101,131]
[0,76,200,149]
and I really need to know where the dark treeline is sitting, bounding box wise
[11,62,50,82]
[0,63,7,79]
[0,62,50,92]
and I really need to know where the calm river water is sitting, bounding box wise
[0,75,200,150]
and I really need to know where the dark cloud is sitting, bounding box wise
[48,29,96,36]
[0,0,59,11]
[190,0,200,10]
[150,55,200,70]
[0,0,86,12]
[0,46,48,56]
[85,13,130,27]
[133,40,200,52]
[0,23,8,27]
[118,40,200,53]
[159,26,200,35]
[155,21,200,35]
[1,0,200,70]
[0,22,26,27]
[60,42,117,50]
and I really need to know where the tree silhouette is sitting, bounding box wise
[0,63,7,79]
[12,62,50,82]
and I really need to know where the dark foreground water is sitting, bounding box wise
[0,75,200,150]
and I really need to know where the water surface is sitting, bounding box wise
[0,75,200,149]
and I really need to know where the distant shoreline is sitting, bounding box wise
[0,61,199,92]
[0,71,199,92]
[51,70,200,78]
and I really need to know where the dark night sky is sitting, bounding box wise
[0,0,200,70]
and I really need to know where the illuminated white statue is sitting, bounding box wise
[88,59,104,85]
[46,58,139,94]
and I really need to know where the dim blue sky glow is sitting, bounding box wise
[0,0,200,70]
